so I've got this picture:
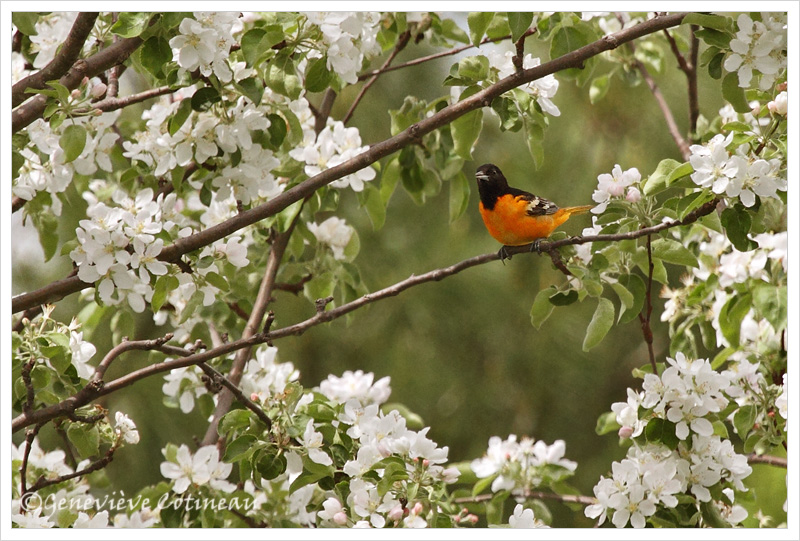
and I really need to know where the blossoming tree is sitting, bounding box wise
[10,11,789,529]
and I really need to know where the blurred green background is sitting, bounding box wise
[12,16,786,527]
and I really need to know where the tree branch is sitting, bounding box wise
[198,363,273,431]
[11,193,715,434]
[92,333,175,382]
[11,13,100,108]
[344,30,411,125]
[637,235,657,372]
[747,453,787,468]
[76,85,176,114]
[202,222,297,446]
[12,34,145,133]
[11,12,690,315]
[454,489,596,507]
[356,28,537,81]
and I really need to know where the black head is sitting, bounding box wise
[475,163,509,209]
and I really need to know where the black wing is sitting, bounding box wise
[508,187,559,216]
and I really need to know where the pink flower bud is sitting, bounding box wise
[333,511,347,525]
[71,89,82,99]
[387,504,404,522]
[250,392,260,402]
[412,502,423,515]
[768,91,788,116]
[467,514,479,524]
[618,425,634,438]
[626,187,641,203]
[422,459,430,467]
[91,82,107,99]
[82,76,90,86]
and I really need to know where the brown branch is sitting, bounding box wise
[198,363,272,430]
[11,13,690,315]
[313,88,337,134]
[11,192,714,434]
[76,85,176,114]
[637,235,657,372]
[202,220,299,446]
[455,489,596,507]
[629,47,691,160]
[92,333,176,382]
[356,28,537,81]
[24,447,116,497]
[343,30,411,125]
[12,34,146,133]
[18,424,42,510]
[12,13,100,108]
[747,453,787,468]
[663,26,699,137]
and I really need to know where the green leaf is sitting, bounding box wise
[694,28,732,49]
[361,183,386,230]
[456,55,490,83]
[549,289,578,306]
[507,12,534,42]
[450,88,483,160]
[722,72,750,113]
[524,118,544,169]
[583,297,615,351]
[707,51,725,79]
[720,206,757,251]
[305,56,331,93]
[241,28,266,66]
[752,284,787,332]
[651,238,699,268]
[191,87,221,112]
[683,13,732,31]
[12,13,40,36]
[467,12,495,46]
[218,409,252,435]
[168,98,193,136]
[733,405,756,438]
[643,158,681,196]
[531,286,557,329]
[448,171,470,223]
[59,124,87,163]
[595,411,620,436]
[589,74,610,104]
[718,293,752,346]
[255,451,287,481]
[645,418,679,449]
[472,472,497,496]
[204,271,229,291]
[611,282,634,313]
[140,36,172,78]
[224,435,257,462]
[67,424,100,459]
[267,50,301,99]
[151,275,179,313]
[110,12,152,38]
[619,274,646,324]
[236,77,264,106]
[550,26,594,79]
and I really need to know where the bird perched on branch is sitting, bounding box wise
[475,163,593,260]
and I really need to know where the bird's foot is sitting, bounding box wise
[498,246,512,263]
[530,239,543,254]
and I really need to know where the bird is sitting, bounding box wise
[475,163,593,260]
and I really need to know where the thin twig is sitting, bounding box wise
[455,489,596,506]
[19,424,42,511]
[76,85,176,114]
[92,333,175,382]
[313,88,337,134]
[198,363,272,430]
[356,28,537,81]
[24,447,116,496]
[343,30,411,125]
[12,12,691,315]
[637,235,657,372]
[747,454,787,468]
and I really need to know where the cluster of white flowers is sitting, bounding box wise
[591,164,642,214]
[289,118,376,191]
[689,132,785,207]
[471,434,577,493]
[241,346,299,404]
[160,444,236,494]
[311,371,457,528]
[114,411,141,445]
[14,112,120,215]
[69,188,169,312]
[724,13,787,90]
[508,503,549,528]
[304,12,382,84]
[585,438,749,528]
[486,51,561,116]
[169,12,243,82]
[307,217,354,260]
[590,353,753,527]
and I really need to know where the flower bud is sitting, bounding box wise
[618,425,634,439]
[71,89,82,99]
[91,82,107,99]
[250,392,260,402]
[412,502,423,515]
[422,459,430,467]
[387,504,404,522]
[467,514,479,524]
[626,186,641,203]
[768,91,788,116]
[333,511,347,525]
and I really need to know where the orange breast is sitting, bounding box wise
[479,195,569,246]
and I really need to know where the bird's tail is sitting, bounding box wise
[563,204,594,217]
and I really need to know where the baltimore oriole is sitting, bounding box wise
[475,163,593,259]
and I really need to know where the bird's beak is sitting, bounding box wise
[475,172,489,182]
